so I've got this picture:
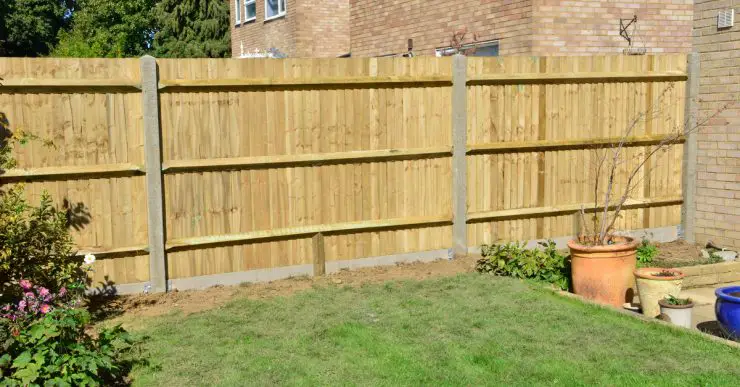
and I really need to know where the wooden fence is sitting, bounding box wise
[0,55,689,293]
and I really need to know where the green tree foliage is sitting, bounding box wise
[153,0,231,58]
[53,0,155,58]
[0,0,73,56]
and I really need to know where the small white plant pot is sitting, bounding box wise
[658,299,694,329]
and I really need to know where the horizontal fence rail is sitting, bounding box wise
[158,75,453,89]
[162,147,453,173]
[0,54,690,292]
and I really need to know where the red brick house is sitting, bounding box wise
[229,0,694,58]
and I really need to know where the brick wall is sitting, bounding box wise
[693,0,740,249]
[230,0,297,57]
[230,0,349,57]
[349,0,533,56]
[230,1,694,57]
[531,0,694,55]
[295,0,350,57]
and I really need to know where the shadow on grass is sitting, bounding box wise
[87,277,128,323]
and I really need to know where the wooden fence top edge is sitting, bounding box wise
[468,71,687,85]
[158,75,453,89]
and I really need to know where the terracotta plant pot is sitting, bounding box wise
[658,298,694,328]
[634,268,685,318]
[568,236,638,307]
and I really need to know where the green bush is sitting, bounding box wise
[0,283,136,386]
[1,130,86,302]
[0,185,84,302]
[636,239,659,267]
[476,240,571,290]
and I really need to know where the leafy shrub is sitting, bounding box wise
[0,185,84,302]
[663,295,691,306]
[476,240,571,290]
[0,282,137,386]
[636,239,659,267]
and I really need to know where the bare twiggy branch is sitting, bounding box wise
[579,81,738,245]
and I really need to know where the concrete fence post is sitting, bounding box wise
[141,55,168,292]
[681,52,700,243]
[451,54,468,257]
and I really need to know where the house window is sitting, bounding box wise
[245,0,256,21]
[265,0,286,20]
[436,41,499,57]
[234,0,241,25]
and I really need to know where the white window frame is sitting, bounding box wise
[264,0,287,21]
[234,0,241,25]
[244,0,256,22]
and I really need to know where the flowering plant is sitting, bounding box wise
[0,280,137,385]
[1,280,77,324]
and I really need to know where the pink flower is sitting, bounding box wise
[2,305,9,311]
[17,300,26,311]
[19,279,32,290]
[39,304,51,314]
[59,287,67,297]
[24,292,34,298]
[38,287,49,297]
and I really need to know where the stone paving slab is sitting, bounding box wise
[680,282,739,339]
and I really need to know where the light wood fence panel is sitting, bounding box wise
[466,55,686,247]
[0,55,687,290]
[156,57,453,279]
[0,58,149,285]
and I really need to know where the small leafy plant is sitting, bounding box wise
[636,239,659,267]
[663,295,692,306]
[476,240,571,290]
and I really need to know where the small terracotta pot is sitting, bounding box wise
[634,268,685,318]
[568,236,638,307]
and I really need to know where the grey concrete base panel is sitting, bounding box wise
[466,225,680,254]
[86,281,151,296]
[325,249,451,273]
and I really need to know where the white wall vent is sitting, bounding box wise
[718,9,735,29]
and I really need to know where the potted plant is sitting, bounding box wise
[634,268,685,317]
[568,236,638,307]
[658,295,694,328]
[715,286,740,340]
[568,85,729,308]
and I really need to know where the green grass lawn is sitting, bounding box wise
[130,274,740,386]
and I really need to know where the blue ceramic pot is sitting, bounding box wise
[715,286,740,340]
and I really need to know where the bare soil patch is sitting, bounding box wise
[96,255,478,325]
[652,240,715,268]
[94,240,718,327]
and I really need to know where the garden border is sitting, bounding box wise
[91,226,678,295]
[683,261,740,289]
